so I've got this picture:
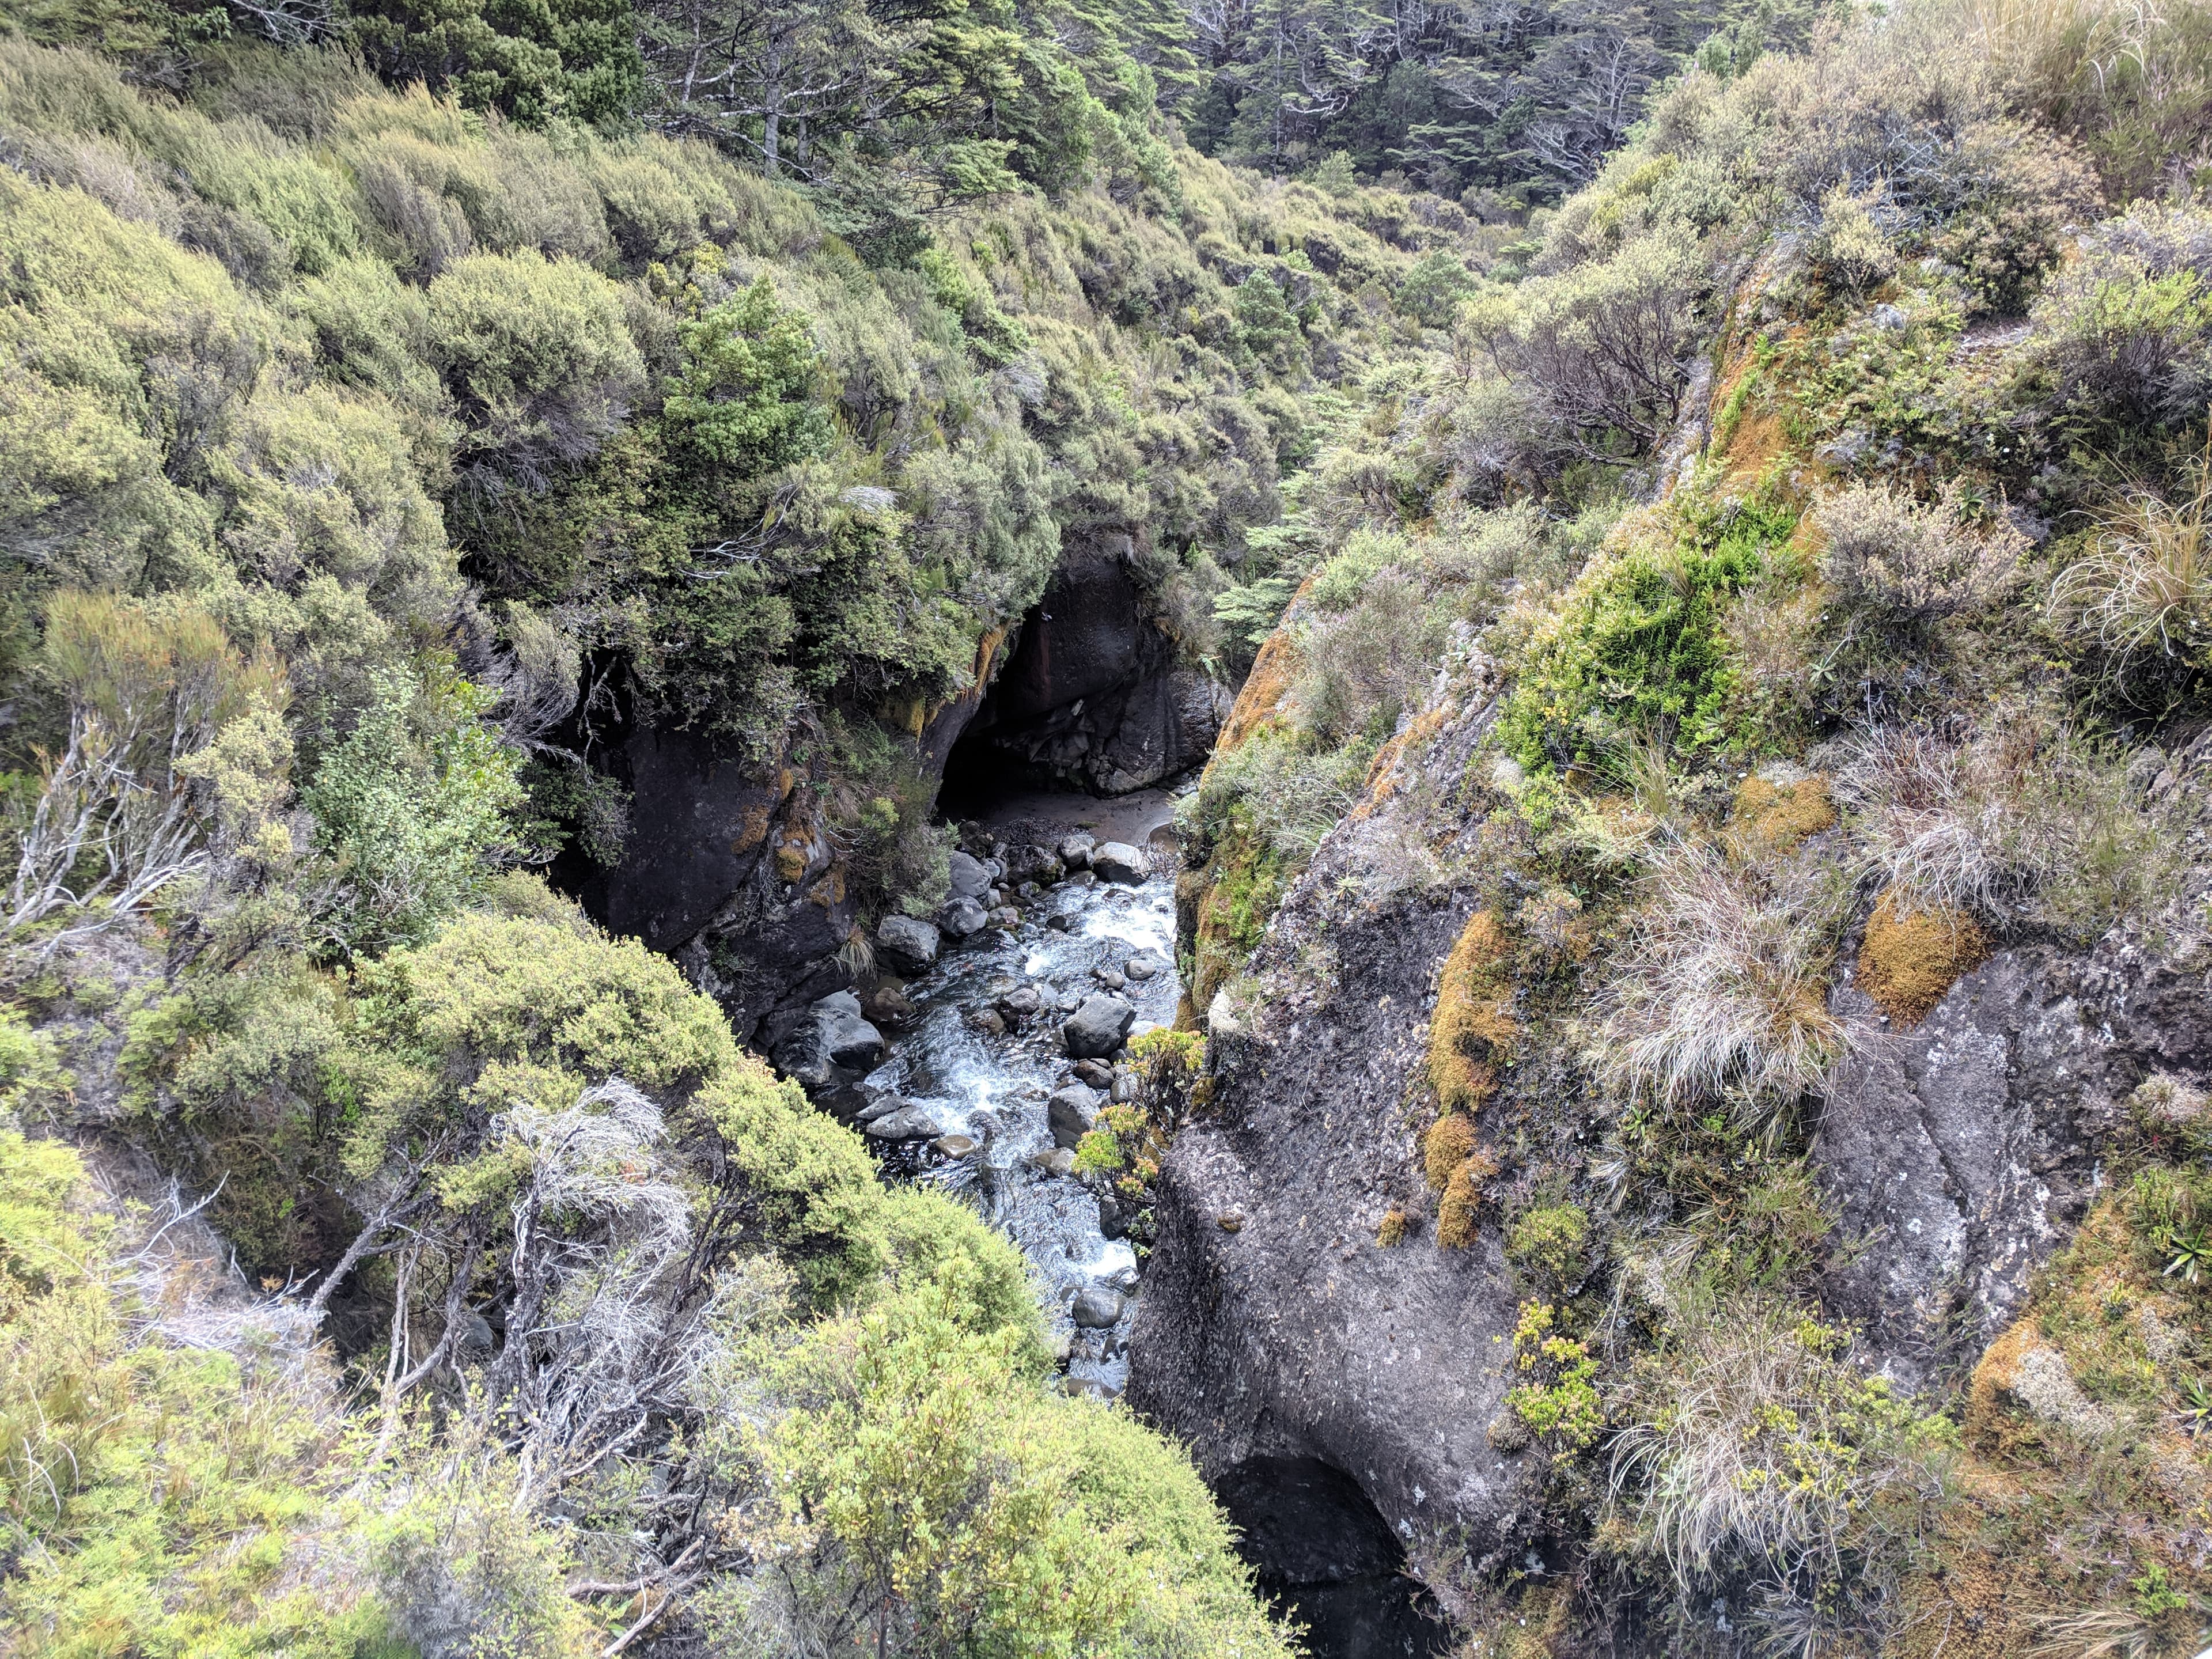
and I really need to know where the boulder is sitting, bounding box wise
[1062,994,1135,1059]
[1073,1059,1114,1089]
[1071,1285,1126,1328]
[1059,832,1096,869]
[999,986,1043,1018]
[875,915,940,976]
[865,985,914,1027]
[1123,955,1161,982]
[1049,1084,1103,1149]
[1027,1147,1078,1177]
[772,991,885,1093]
[941,896,990,938]
[947,849,991,901]
[1096,1194,1126,1240]
[972,1007,1007,1037]
[1097,968,1126,990]
[1091,841,1147,883]
[932,1134,980,1158]
[865,1104,948,1141]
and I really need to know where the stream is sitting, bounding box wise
[859,791,1185,1396]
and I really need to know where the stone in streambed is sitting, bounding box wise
[947,850,991,901]
[1096,968,1126,990]
[1000,986,1043,1018]
[1027,1147,1077,1177]
[940,896,989,938]
[1071,1285,1125,1328]
[1062,994,1135,1059]
[1091,841,1146,883]
[865,1104,948,1141]
[772,991,885,1093]
[1058,832,1095,869]
[931,1134,980,1157]
[1073,1058,1113,1089]
[1123,955,1161,981]
[874,915,939,976]
[1049,1084,1101,1149]
[1096,1194,1126,1240]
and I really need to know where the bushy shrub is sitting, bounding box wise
[1813,480,2024,643]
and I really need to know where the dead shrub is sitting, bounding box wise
[1855,889,1991,1024]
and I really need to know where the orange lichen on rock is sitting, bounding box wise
[1730,772,1837,852]
[1857,890,1990,1025]
[1349,705,1446,823]
[1427,910,1518,1112]
[1212,587,1310,755]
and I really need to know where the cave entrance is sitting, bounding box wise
[1213,1457,1449,1659]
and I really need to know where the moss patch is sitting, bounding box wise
[1857,890,1990,1025]
[1730,771,1836,853]
[1428,910,1518,1113]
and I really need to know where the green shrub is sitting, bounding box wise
[1506,1202,1590,1287]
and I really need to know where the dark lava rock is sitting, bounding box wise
[1091,841,1147,883]
[865,1104,948,1141]
[1071,1285,1126,1328]
[1059,832,1096,869]
[1123,955,1161,981]
[771,991,885,1094]
[1073,1059,1115,1089]
[947,850,991,902]
[875,915,940,976]
[1049,1084,1102,1149]
[1815,935,2212,1389]
[999,986,1044,1018]
[941,896,989,938]
[1062,995,1134,1058]
[1097,1194,1126,1240]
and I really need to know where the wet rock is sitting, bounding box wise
[932,1134,980,1158]
[855,1094,902,1124]
[1046,912,1074,931]
[1027,1147,1078,1177]
[866,1104,948,1141]
[972,1007,1007,1036]
[947,850,991,902]
[990,905,1021,929]
[1050,1084,1103,1149]
[1000,986,1043,1018]
[1123,955,1161,982]
[772,991,885,1093]
[941,896,990,938]
[1097,1194,1126,1240]
[875,915,940,976]
[1072,1285,1126,1328]
[1059,832,1096,869]
[1092,841,1147,883]
[1073,1059,1114,1089]
[1097,969,1127,990]
[1062,1376,1114,1399]
[1063,994,1135,1058]
[865,986,914,1027]
[1017,881,1041,899]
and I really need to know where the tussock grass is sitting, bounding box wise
[1596,848,1844,1114]
[2054,460,2212,673]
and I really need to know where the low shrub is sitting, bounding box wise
[1505,1302,1603,1452]
[1855,890,1991,1024]
[1813,480,2024,645]
[1506,1202,1591,1288]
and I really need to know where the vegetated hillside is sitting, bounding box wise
[1146,1,2212,1653]
[0,14,1489,1657]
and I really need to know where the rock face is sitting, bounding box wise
[1815,934,2212,1389]
[1061,995,1135,1059]
[949,531,1227,794]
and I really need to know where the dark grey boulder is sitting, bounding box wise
[1000,985,1043,1018]
[1049,1084,1103,1149]
[865,1104,948,1141]
[1062,994,1135,1058]
[947,850,991,901]
[875,914,940,976]
[1059,832,1096,869]
[1071,1285,1125,1328]
[1091,841,1146,883]
[1123,955,1161,981]
[941,896,989,938]
[773,991,885,1093]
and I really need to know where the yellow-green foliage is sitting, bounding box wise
[1505,1302,1603,1452]
[1428,909,1517,1113]
[1506,1202,1590,1286]
[0,1132,392,1655]
[1855,890,1991,1026]
[721,1271,1294,1658]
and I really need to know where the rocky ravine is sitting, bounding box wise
[1131,646,2212,1643]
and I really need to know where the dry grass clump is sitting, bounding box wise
[1596,849,1844,1112]
[2053,461,2212,675]
[1835,717,2183,932]
[1730,771,1836,854]
[1428,910,1518,1113]
[1437,1149,1500,1250]
[1815,482,2025,641]
[1607,1293,1944,1624]
[1856,890,1992,1025]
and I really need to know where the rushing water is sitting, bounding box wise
[863,860,1181,1396]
